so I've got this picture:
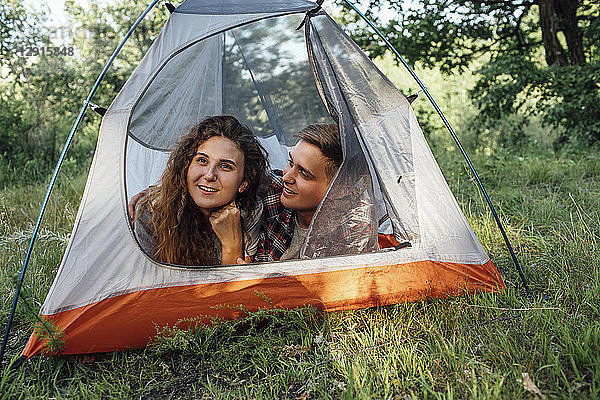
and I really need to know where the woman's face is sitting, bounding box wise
[186,136,246,215]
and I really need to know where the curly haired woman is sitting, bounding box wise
[133,115,268,266]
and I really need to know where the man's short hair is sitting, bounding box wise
[297,123,342,179]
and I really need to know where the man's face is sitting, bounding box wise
[281,140,332,220]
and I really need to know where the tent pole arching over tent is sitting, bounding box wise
[0,0,162,365]
[340,0,531,297]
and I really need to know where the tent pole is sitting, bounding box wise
[0,0,162,365]
[341,0,531,297]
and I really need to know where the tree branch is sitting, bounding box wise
[514,2,534,53]
[474,0,534,6]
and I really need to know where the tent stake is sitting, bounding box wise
[0,0,162,365]
[341,0,531,297]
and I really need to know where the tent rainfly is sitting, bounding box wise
[16,0,507,357]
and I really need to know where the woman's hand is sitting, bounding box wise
[209,201,243,265]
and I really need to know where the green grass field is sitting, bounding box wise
[1,143,598,399]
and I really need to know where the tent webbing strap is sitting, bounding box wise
[0,0,162,365]
[296,0,324,31]
[341,0,531,297]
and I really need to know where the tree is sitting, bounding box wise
[0,0,42,74]
[64,0,169,108]
[339,0,600,145]
[0,0,168,182]
[0,0,74,177]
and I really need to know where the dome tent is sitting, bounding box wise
[14,0,506,357]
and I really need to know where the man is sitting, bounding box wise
[253,123,342,262]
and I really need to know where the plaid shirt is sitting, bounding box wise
[253,170,295,262]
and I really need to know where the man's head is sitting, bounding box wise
[281,123,342,227]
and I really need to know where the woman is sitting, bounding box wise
[133,115,267,266]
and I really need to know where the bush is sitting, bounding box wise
[472,54,600,147]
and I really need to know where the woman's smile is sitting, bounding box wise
[198,185,219,193]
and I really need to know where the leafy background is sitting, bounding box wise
[0,0,599,398]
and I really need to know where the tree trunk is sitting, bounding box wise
[554,0,586,65]
[538,0,568,66]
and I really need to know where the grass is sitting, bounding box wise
[0,146,599,399]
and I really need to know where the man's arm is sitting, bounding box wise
[128,189,149,222]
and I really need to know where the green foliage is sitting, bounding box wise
[11,273,66,355]
[145,305,330,398]
[0,3,598,397]
[472,54,600,145]
[0,167,87,333]
[1,141,600,398]
[338,0,537,74]
[340,0,600,147]
[545,63,600,144]
[0,0,44,73]
[64,0,168,108]
[0,0,167,187]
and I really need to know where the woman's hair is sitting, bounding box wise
[137,115,268,266]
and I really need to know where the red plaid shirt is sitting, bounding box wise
[253,170,295,262]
